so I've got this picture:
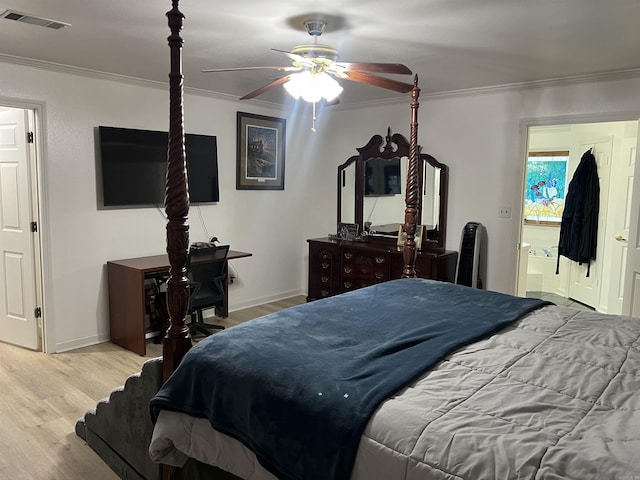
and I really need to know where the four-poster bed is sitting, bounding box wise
[158,0,425,379]
[148,2,640,479]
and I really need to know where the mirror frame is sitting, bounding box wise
[337,130,448,251]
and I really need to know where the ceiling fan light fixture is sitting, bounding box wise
[283,70,343,103]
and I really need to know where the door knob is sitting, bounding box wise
[615,234,628,242]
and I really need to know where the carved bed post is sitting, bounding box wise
[163,0,192,381]
[402,76,421,278]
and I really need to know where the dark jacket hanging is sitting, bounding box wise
[556,149,599,277]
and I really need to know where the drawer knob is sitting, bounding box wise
[344,281,352,289]
[321,262,329,269]
[375,256,385,264]
[321,289,329,297]
[344,252,353,259]
[344,266,352,274]
[321,276,329,283]
[375,272,384,279]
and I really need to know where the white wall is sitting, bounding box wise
[3,59,640,352]
[302,77,640,295]
[0,61,318,352]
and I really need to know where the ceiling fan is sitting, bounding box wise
[202,19,415,103]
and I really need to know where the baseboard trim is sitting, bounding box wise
[229,289,305,313]
[56,291,304,353]
[56,333,110,353]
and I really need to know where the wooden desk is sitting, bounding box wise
[107,250,251,355]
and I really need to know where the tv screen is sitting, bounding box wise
[365,157,401,196]
[98,126,219,207]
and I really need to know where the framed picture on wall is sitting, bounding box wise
[236,112,286,190]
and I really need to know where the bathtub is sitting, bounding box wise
[526,246,564,294]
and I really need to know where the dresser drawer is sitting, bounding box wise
[309,238,458,301]
[341,248,389,291]
[391,250,435,279]
[341,262,388,280]
[308,242,341,300]
[390,249,457,281]
[341,277,374,292]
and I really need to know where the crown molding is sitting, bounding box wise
[3,53,640,108]
[0,53,241,103]
[424,68,640,100]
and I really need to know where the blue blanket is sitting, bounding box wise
[150,278,550,480]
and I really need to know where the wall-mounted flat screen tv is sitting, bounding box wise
[97,126,219,207]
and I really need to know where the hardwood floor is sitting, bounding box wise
[0,295,306,480]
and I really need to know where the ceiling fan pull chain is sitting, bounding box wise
[311,101,317,132]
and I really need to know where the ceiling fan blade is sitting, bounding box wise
[343,71,414,94]
[239,75,292,100]
[320,97,340,107]
[202,66,300,73]
[336,62,412,75]
[271,48,315,67]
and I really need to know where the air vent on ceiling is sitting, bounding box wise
[1,9,70,29]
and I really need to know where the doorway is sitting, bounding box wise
[0,105,43,350]
[518,120,638,315]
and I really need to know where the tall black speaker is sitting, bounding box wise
[455,222,484,288]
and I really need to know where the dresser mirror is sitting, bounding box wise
[337,129,448,250]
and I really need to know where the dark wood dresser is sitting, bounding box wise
[307,237,458,301]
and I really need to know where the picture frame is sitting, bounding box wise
[337,222,359,240]
[524,150,569,225]
[236,112,286,190]
[397,224,424,249]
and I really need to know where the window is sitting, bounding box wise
[524,151,569,225]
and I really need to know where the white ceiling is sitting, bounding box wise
[1,0,640,106]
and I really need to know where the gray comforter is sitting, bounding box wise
[150,304,640,479]
[150,279,548,480]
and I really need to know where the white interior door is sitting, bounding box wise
[567,138,612,308]
[605,137,636,314]
[0,107,39,349]
[623,134,640,317]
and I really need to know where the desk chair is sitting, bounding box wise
[187,244,230,337]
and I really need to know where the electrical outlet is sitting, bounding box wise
[498,206,512,218]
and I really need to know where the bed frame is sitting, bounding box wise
[161,0,422,379]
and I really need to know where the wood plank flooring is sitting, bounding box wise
[0,296,306,480]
